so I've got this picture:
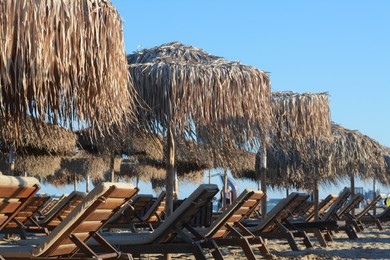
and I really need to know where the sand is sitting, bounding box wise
[143,221,390,259]
[1,221,389,259]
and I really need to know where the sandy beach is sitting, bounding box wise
[133,221,390,259]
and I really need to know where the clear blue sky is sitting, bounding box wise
[42,1,390,199]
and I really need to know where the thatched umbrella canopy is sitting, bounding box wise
[331,124,387,183]
[0,0,136,145]
[1,117,77,155]
[128,41,272,216]
[0,155,61,178]
[45,152,109,189]
[260,91,331,217]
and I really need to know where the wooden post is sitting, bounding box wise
[174,169,178,200]
[350,174,355,215]
[165,127,175,218]
[259,145,267,217]
[9,143,15,176]
[110,154,115,182]
[73,175,77,191]
[223,170,228,209]
[86,175,90,193]
[164,127,175,260]
[373,176,377,215]
[313,176,319,221]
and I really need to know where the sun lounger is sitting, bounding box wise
[91,184,223,260]
[304,194,338,222]
[105,193,154,231]
[285,188,358,247]
[0,175,41,238]
[36,191,86,231]
[37,194,68,217]
[335,193,364,231]
[240,192,313,251]
[2,194,50,238]
[352,195,383,230]
[193,189,272,259]
[0,182,138,259]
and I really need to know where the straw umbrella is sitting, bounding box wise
[0,117,77,175]
[261,91,331,218]
[45,151,109,190]
[331,123,387,214]
[128,42,272,216]
[0,0,135,148]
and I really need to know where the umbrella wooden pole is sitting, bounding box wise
[174,170,178,200]
[259,145,267,217]
[350,174,355,215]
[373,176,377,215]
[9,143,15,176]
[313,166,319,221]
[109,154,115,182]
[223,170,228,209]
[86,175,90,193]
[73,175,77,191]
[165,127,175,218]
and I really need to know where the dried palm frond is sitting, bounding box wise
[128,42,272,144]
[1,117,76,155]
[128,41,223,64]
[45,151,109,186]
[331,124,387,183]
[0,155,61,177]
[0,0,136,145]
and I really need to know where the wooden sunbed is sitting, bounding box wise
[2,194,50,238]
[36,191,86,231]
[194,189,272,259]
[0,182,138,259]
[335,193,364,231]
[0,175,41,239]
[351,195,383,230]
[240,192,313,251]
[91,184,223,260]
[285,187,358,247]
[37,194,68,217]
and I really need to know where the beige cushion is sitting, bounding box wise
[0,175,39,188]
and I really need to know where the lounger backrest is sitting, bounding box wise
[306,194,338,222]
[355,195,382,219]
[32,182,138,257]
[250,192,309,233]
[5,194,49,228]
[337,194,364,218]
[206,189,264,238]
[145,184,219,244]
[38,191,86,229]
[322,187,351,221]
[40,194,68,216]
[0,175,40,231]
[143,191,166,222]
[107,194,153,225]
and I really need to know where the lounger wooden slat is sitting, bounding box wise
[0,175,41,237]
[91,184,222,260]
[240,192,313,251]
[0,182,139,259]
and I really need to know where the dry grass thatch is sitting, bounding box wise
[0,155,61,177]
[45,151,108,186]
[271,91,331,140]
[119,158,203,185]
[331,124,387,183]
[1,117,76,155]
[127,41,272,142]
[0,0,136,144]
